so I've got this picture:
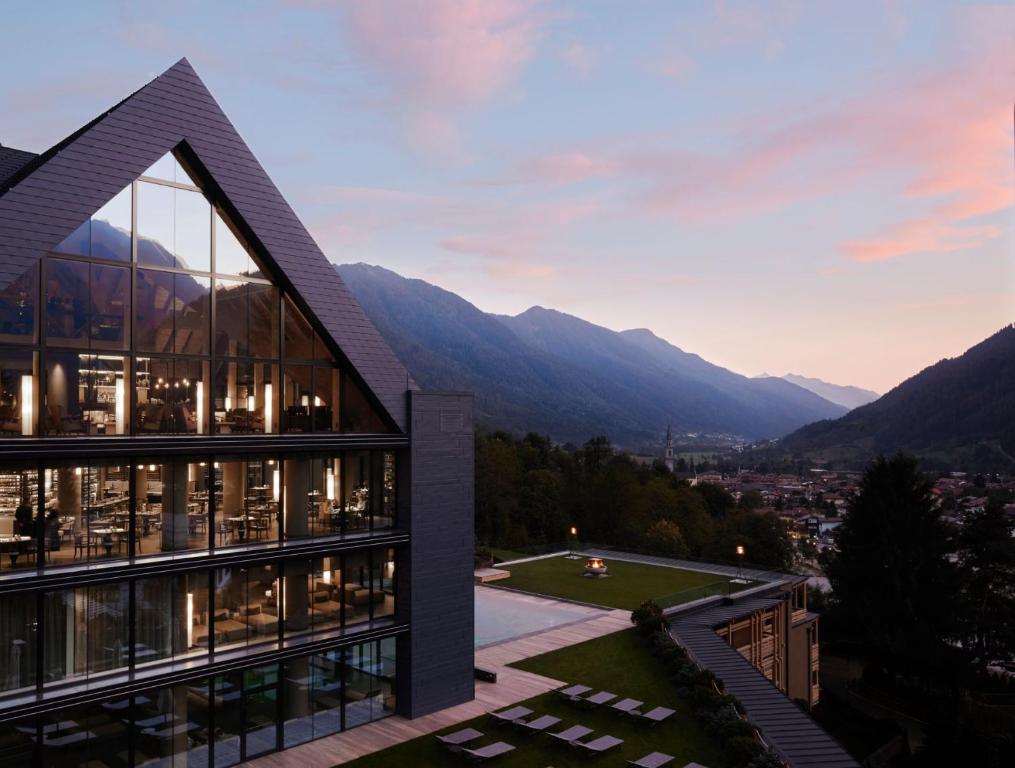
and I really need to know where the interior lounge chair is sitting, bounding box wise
[488,705,532,724]
[627,752,675,768]
[639,706,676,724]
[517,714,560,733]
[573,734,624,755]
[582,690,617,706]
[436,727,483,751]
[547,724,593,744]
[241,604,278,635]
[309,590,343,621]
[460,741,515,761]
[611,697,644,715]
[557,684,592,700]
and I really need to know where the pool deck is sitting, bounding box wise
[243,598,630,767]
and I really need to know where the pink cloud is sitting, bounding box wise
[340,0,549,153]
[513,152,616,184]
[559,42,595,73]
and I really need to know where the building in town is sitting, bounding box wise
[0,59,474,766]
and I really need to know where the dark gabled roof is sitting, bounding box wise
[0,58,413,431]
[670,594,860,768]
[0,146,37,187]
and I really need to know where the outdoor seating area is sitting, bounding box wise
[434,686,678,763]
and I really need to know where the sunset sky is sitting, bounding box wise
[3,1,1013,393]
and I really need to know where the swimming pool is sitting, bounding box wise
[474,586,605,648]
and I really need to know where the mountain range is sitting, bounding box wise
[779,325,1015,471]
[773,374,878,410]
[337,263,849,447]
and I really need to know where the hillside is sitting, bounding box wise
[780,325,1015,470]
[337,263,846,447]
[781,374,879,410]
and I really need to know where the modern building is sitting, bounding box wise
[0,59,475,767]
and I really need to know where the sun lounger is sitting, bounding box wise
[461,741,516,761]
[583,690,617,706]
[436,727,484,750]
[611,697,644,715]
[640,705,676,724]
[548,724,593,744]
[518,714,561,733]
[489,705,532,723]
[557,684,592,699]
[628,752,675,768]
[573,734,624,754]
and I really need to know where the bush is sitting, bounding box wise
[630,599,669,635]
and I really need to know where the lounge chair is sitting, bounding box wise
[517,714,560,733]
[461,741,515,761]
[557,683,592,699]
[489,705,532,724]
[611,697,644,715]
[436,727,483,751]
[547,724,593,744]
[639,705,676,724]
[628,753,675,767]
[573,734,624,754]
[583,691,617,706]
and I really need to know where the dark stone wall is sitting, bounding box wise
[398,391,475,718]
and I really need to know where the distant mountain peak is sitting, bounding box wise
[780,373,879,411]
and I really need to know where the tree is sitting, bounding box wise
[958,495,1015,668]
[644,519,689,558]
[823,454,962,675]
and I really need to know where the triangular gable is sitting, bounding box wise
[0,58,412,432]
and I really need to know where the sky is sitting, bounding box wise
[2,0,1013,393]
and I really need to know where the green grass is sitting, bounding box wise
[489,547,530,564]
[501,555,752,610]
[344,630,723,768]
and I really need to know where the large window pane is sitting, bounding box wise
[0,262,38,345]
[134,683,211,768]
[281,366,312,433]
[44,464,129,568]
[45,352,127,436]
[90,264,129,350]
[0,592,37,695]
[135,269,174,353]
[52,219,90,258]
[214,280,247,357]
[43,583,129,683]
[0,348,38,437]
[344,640,394,728]
[0,467,38,574]
[216,460,279,548]
[283,297,313,361]
[45,258,88,345]
[343,451,370,533]
[176,188,211,272]
[343,551,371,627]
[141,152,184,184]
[248,284,278,358]
[380,452,396,530]
[136,461,210,557]
[215,211,255,278]
[214,361,277,435]
[90,186,132,263]
[215,564,279,652]
[137,181,176,269]
[135,572,209,667]
[175,274,210,354]
[313,367,338,432]
[342,375,389,433]
[135,357,210,435]
[40,700,128,768]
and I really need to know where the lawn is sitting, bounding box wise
[501,555,753,610]
[344,629,724,768]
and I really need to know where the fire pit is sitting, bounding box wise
[583,557,608,577]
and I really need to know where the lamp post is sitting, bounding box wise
[568,526,579,559]
[734,544,746,583]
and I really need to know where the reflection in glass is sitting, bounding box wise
[134,682,211,768]
[215,211,259,277]
[43,582,129,683]
[175,187,211,272]
[135,572,209,665]
[137,181,176,268]
[45,352,126,435]
[174,274,210,354]
[141,152,184,183]
[283,296,313,361]
[248,283,278,357]
[135,269,174,353]
[313,367,338,431]
[90,186,132,262]
[45,258,88,345]
[214,565,279,651]
[0,262,37,344]
[215,280,247,357]
[0,592,37,694]
[40,700,129,768]
[89,264,130,350]
[52,219,90,258]
[342,375,389,433]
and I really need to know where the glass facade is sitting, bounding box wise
[0,639,393,768]
[0,150,406,768]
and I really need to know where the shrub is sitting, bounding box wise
[630,599,669,635]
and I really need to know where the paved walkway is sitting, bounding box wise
[243,606,629,767]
